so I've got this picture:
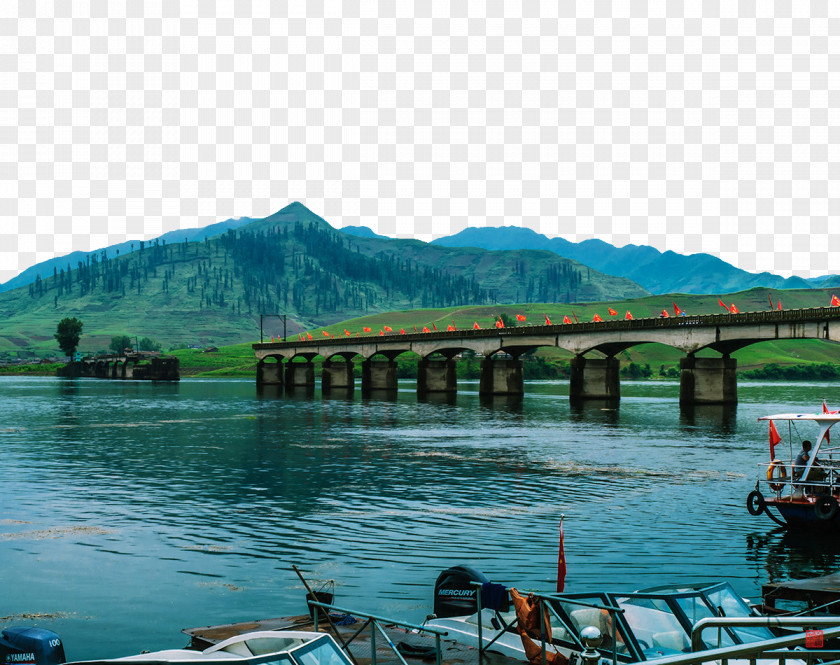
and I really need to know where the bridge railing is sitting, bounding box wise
[254,306,840,349]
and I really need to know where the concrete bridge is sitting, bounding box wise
[58,352,180,381]
[252,307,840,403]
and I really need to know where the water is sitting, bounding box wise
[1,376,839,660]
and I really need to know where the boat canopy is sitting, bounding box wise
[757,413,840,482]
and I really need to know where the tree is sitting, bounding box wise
[55,318,83,356]
[110,335,133,354]
[138,337,162,352]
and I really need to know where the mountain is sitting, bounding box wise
[432,227,816,295]
[340,226,389,239]
[0,217,254,294]
[0,203,649,356]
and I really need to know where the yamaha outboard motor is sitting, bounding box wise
[433,565,491,618]
[0,628,65,665]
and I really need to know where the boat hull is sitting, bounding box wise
[767,497,840,528]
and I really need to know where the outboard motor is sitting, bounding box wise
[433,565,491,618]
[0,628,65,665]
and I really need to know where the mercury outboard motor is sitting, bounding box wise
[0,628,65,665]
[433,565,492,618]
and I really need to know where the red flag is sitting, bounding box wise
[384,326,393,332]
[545,314,552,325]
[556,521,566,593]
[400,328,406,334]
[344,329,351,336]
[625,311,633,320]
[379,330,384,336]
[769,420,782,460]
[572,312,578,323]
[661,309,669,318]
[516,314,526,321]
[768,293,774,309]
[356,332,359,337]
[593,313,603,322]
[270,336,275,342]
[413,325,418,333]
[422,326,431,333]
[307,332,313,341]
[673,302,682,316]
[474,321,480,330]
[298,333,303,341]
[832,295,840,307]
[446,324,455,331]
[563,315,572,324]
[363,327,372,333]
[718,298,727,309]
[322,331,330,337]
[432,323,438,331]
[608,307,617,316]
[495,319,504,329]
[777,300,782,310]
[730,304,739,314]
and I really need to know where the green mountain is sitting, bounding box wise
[0,202,648,356]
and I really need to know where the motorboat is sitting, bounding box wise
[746,412,840,528]
[424,566,795,664]
[67,631,352,665]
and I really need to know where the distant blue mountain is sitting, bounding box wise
[340,226,389,239]
[432,226,817,295]
[0,217,254,293]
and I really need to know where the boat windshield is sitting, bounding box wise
[701,586,774,645]
[291,636,353,665]
[614,596,690,657]
[551,596,631,658]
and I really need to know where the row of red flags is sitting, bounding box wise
[769,400,838,459]
[270,294,840,342]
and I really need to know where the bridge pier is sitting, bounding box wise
[285,361,315,388]
[322,359,355,392]
[361,360,398,394]
[417,358,457,394]
[479,356,524,395]
[257,359,284,386]
[569,356,620,400]
[679,356,737,404]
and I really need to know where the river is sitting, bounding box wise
[1,376,838,660]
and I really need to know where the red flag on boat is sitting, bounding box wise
[563,315,572,324]
[661,309,669,318]
[608,307,617,316]
[625,311,633,320]
[516,314,526,321]
[422,326,431,333]
[556,520,566,593]
[730,304,739,314]
[322,331,330,337]
[545,315,552,325]
[363,327,372,333]
[474,321,481,329]
[593,313,603,322]
[384,326,393,332]
[832,295,840,307]
[769,420,782,460]
[718,298,727,309]
[673,302,682,316]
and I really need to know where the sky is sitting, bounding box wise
[3,1,839,285]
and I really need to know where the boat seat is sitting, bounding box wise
[569,608,609,634]
[652,631,688,652]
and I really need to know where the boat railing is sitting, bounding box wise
[575,619,840,665]
[308,600,448,665]
[760,458,840,494]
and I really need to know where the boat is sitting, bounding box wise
[746,412,840,528]
[424,565,804,664]
[68,631,353,665]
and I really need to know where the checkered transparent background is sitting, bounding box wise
[2,0,838,283]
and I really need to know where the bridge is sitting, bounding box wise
[58,352,180,381]
[252,307,840,403]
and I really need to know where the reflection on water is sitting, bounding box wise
[1,377,838,661]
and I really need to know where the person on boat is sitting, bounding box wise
[794,440,825,489]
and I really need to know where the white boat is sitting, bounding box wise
[67,631,353,665]
[746,412,840,529]
[426,566,809,665]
